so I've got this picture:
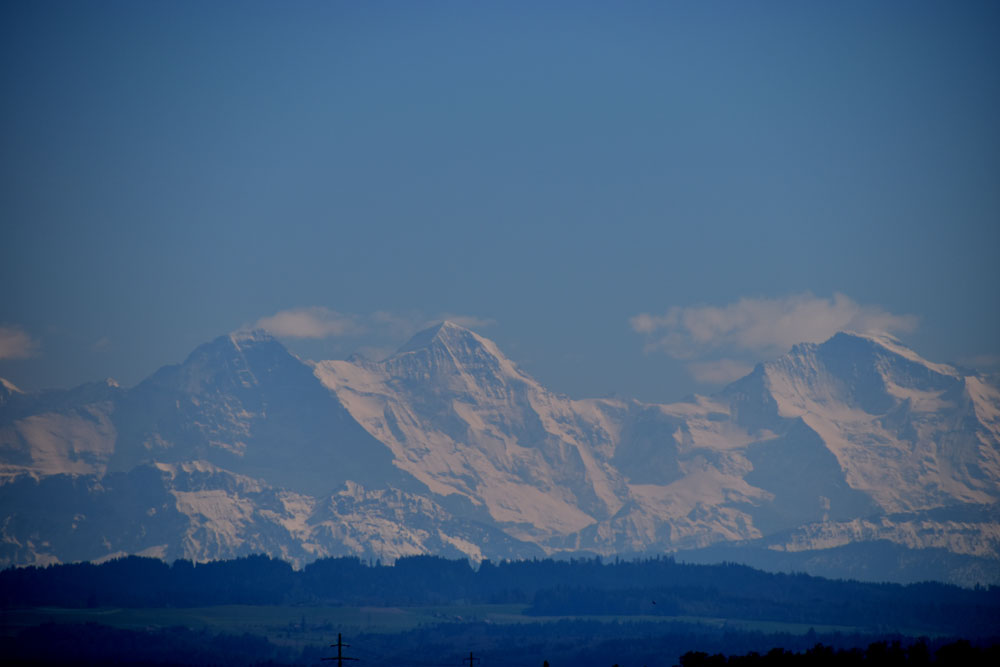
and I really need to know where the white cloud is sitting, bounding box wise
[0,325,38,360]
[687,359,755,385]
[631,293,917,359]
[249,308,494,342]
[252,307,362,339]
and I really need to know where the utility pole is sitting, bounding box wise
[322,633,359,667]
[465,651,480,667]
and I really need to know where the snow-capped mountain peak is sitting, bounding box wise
[825,331,959,378]
[2,327,998,584]
[393,320,472,354]
[749,332,999,513]
[315,322,626,538]
[362,321,539,407]
[758,332,962,418]
[228,327,279,347]
[390,321,495,363]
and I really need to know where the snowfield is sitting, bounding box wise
[1,322,997,584]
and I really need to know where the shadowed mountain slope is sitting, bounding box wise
[1,323,997,583]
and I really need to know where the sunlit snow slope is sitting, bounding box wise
[1,323,997,583]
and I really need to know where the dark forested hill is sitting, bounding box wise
[3,555,999,637]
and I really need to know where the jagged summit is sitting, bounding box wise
[384,320,527,386]
[753,330,967,419]
[394,320,487,355]
[723,332,949,403]
[313,322,622,535]
[834,331,958,376]
[141,330,289,395]
[786,330,922,360]
[832,329,903,344]
[3,324,998,583]
[174,329,279,368]
[766,331,960,385]
[228,327,278,346]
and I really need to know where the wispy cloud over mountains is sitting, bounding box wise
[249,308,494,346]
[2,321,997,584]
[632,293,917,357]
[631,293,919,385]
[0,325,38,360]
[251,307,363,339]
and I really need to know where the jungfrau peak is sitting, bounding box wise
[751,332,1000,513]
[1,322,997,584]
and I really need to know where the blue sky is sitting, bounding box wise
[2,1,998,402]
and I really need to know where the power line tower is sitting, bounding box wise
[322,633,359,667]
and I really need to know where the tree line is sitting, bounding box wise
[5,622,997,667]
[2,554,999,636]
[678,640,1000,666]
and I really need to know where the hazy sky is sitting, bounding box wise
[2,1,998,403]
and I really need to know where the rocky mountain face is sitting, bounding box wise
[1,323,997,584]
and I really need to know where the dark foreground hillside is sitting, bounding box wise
[677,640,1000,666]
[2,555,999,665]
[3,622,998,667]
[4,555,999,636]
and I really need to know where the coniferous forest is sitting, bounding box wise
[2,555,999,665]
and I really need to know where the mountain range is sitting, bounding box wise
[1,322,998,585]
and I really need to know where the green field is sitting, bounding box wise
[1,604,869,649]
